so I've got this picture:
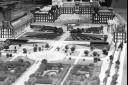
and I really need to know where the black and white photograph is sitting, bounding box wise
[0,0,127,85]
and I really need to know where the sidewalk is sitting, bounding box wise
[117,44,127,85]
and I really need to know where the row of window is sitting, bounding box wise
[0,29,13,38]
[0,19,33,38]
[66,0,90,2]
[35,19,54,22]
[114,33,126,42]
[35,14,57,17]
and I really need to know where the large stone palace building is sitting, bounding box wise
[0,0,126,43]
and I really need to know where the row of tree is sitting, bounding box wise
[23,43,50,54]
[110,42,123,85]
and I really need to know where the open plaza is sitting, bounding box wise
[0,0,127,85]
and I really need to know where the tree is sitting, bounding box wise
[102,48,108,55]
[69,57,72,60]
[45,43,50,49]
[94,58,98,63]
[33,47,37,52]
[42,59,47,64]
[23,48,27,54]
[109,55,114,61]
[83,59,85,61]
[65,45,69,52]
[116,60,120,65]
[56,47,60,51]
[14,46,17,50]
[71,46,75,53]
[58,28,63,34]
[14,46,17,53]
[100,25,103,33]
[93,51,98,57]
[84,50,89,56]
[90,46,94,51]
[76,28,82,34]
[19,44,22,47]
[105,69,110,76]
[38,47,41,52]
[112,74,119,83]
[9,54,13,57]
[81,28,84,32]
[97,58,101,61]
[35,44,38,47]
[118,42,123,50]
[6,53,10,58]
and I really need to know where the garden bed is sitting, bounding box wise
[19,32,63,40]
[63,63,102,85]
[25,63,71,85]
[66,33,106,42]
[0,59,33,85]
